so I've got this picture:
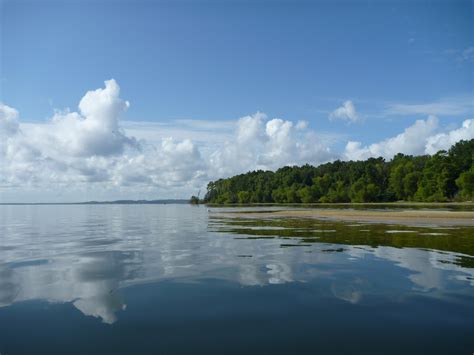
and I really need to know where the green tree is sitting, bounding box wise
[402,171,421,200]
[272,187,287,203]
[237,191,251,204]
[286,185,301,203]
[350,178,366,202]
[298,186,319,203]
[456,168,474,201]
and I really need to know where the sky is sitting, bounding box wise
[0,0,473,202]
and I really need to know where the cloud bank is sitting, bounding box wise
[1,79,473,201]
[0,80,335,200]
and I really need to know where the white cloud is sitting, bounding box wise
[344,116,438,160]
[344,116,474,160]
[425,119,474,154]
[386,96,474,117]
[208,113,335,178]
[0,103,20,136]
[43,79,137,158]
[445,46,474,63]
[460,46,474,61]
[295,120,308,130]
[329,100,360,123]
[442,47,474,67]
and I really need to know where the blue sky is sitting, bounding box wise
[0,0,473,201]
[3,0,472,127]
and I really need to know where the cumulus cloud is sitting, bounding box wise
[113,137,206,188]
[0,103,20,136]
[425,119,474,154]
[344,116,474,160]
[0,80,208,195]
[329,100,360,123]
[31,79,137,158]
[209,113,335,177]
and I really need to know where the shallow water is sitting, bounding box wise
[0,205,473,354]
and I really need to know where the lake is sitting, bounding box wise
[0,204,473,354]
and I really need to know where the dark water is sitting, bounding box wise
[0,205,473,354]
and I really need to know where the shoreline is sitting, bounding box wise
[218,208,474,227]
[207,201,474,207]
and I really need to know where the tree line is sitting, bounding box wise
[197,139,473,204]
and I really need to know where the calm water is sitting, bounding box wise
[0,205,473,354]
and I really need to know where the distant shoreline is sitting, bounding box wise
[0,199,189,206]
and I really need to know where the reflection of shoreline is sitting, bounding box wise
[214,215,474,261]
[218,209,474,226]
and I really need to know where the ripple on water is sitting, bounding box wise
[385,230,417,234]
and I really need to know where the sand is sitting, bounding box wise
[219,208,474,226]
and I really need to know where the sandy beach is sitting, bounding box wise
[220,208,474,226]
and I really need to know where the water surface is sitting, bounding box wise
[0,205,473,354]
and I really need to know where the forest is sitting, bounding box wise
[199,139,474,204]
